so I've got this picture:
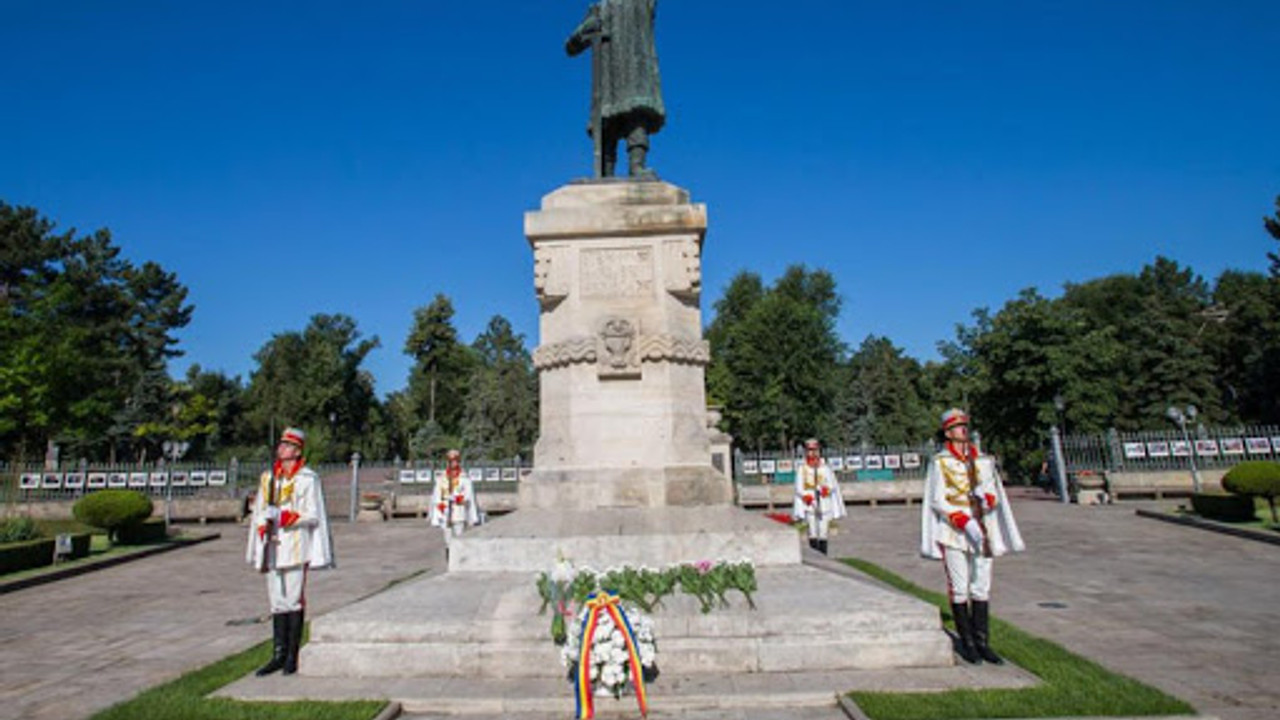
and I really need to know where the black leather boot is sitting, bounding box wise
[808,538,819,551]
[255,613,287,676]
[950,602,981,665]
[817,539,828,555]
[282,610,304,675]
[971,600,1004,664]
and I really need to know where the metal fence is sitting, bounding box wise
[0,461,246,505]
[0,455,535,508]
[733,442,941,486]
[1057,425,1280,475]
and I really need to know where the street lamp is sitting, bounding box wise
[1049,394,1069,504]
[161,440,190,530]
[1165,405,1202,493]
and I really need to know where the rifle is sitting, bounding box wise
[258,455,278,573]
[964,454,993,559]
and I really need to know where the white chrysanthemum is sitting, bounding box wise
[551,559,575,583]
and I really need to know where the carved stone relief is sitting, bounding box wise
[581,247,653,299]
[597,316,640,379]
[533,245,570,310]
[662,238,702,303]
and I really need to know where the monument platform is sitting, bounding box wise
[295,509,953,681]
[447,505,800,572]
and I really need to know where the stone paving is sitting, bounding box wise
[1,490,1276,720]
[0,519,444,720]
[829,489,1280,720]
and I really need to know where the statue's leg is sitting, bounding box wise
[602,118,619,177]
[625,123,654,179]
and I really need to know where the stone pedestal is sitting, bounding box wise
[521,181,732,510]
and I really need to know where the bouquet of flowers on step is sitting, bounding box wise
[561,590,659,715]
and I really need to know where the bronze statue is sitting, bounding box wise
[566,0,665,179]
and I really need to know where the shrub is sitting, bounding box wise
[0,537,56,574]
[1190,492,1255,523]
[1222,460,1280,524]
[73,490,154,543]
[0,516,40,543]
[117,518,168,545]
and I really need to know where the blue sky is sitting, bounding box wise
[4,1,1278,396]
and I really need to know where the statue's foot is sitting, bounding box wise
[630,167,658,181]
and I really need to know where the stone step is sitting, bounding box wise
[301,564,953,679]
[216,665,1040,715]
[446,506,802,572]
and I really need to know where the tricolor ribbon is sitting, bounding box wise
[574,591,650,720]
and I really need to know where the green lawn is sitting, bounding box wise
[89,632,385,720]
[1,523,197,585]
[843,558,1194,720]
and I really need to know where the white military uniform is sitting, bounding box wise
[792,459,846,541]
[429,469,480,539]
[920,444,1023,602]
[246,464,335,613]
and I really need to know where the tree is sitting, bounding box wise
[245,314,380,463]
[1265,195,1280,278]
[837,336,932,448]
[0,203,192,462]
[402,294,476,453]
[705,266,844,450]
[953,288,1124,480]
[460,315,538,459]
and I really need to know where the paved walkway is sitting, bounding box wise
[0,519,446,720]
[830,489,1280,720]
[1,492,1276,720]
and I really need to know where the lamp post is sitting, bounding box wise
[161,439,190,530]
[1165,405,1202,493]
[1050,394,1069,504]
[348,451,362,523]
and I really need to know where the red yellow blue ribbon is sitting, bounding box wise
[574,591,650,719]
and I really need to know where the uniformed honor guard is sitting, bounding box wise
[429,449,480,542]
[246,427,335,676]
[792,438,846,555]
[920,409,1024,665]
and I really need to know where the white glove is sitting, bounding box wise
[964,519,985,547]
[263,506,281,522]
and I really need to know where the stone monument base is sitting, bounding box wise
[296,506,953,688]
[520,465,733,510]
[449,505,796,572]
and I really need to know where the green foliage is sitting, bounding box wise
[245,314,380,463]
[1222,460,1280,523]
[73,490,154,541]
[117,518,169,545]
[836,336,933,447]
[706,266,844,449]
[843,558,1192,720]
[0,202,193,462]
[401,294,476,454]
[0,515,40,542]
[1189,492,1256,523]
[0,536,56,574]
[537,561,758,642]
[460,315,538,459]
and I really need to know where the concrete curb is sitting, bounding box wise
[0,531,221,595]
[1134,509,1280,547]
[371,700,402,720]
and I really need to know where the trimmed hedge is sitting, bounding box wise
[0,537,55,574]
[1190,492,1255,522]
[117,518,168,545]
[1222,460,1280,523]
[73,490,153,542]
[67,532,92,559]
